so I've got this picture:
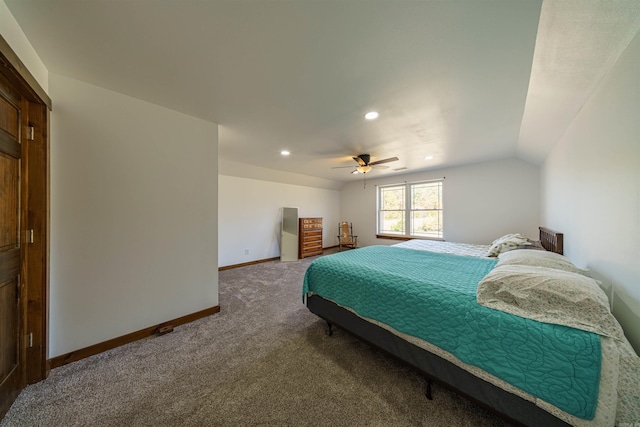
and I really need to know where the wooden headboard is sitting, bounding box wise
[539,227,564,255]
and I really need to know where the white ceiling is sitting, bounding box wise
[5,0,640,184]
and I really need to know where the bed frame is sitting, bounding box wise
[306,227,570,427]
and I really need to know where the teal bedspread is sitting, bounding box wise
[303,246,601,419]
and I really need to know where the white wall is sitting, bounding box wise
[219,159,342,191]
[341,158,540,247]
[50,73,219,357]
[218,175,340,267]
[541,30,640,352]
[0,0,48,92]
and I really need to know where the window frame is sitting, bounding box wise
[376,179,444,240]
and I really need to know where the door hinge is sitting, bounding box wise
[26,125,35,141]
[27,333,33,348]
[26,229,34,244]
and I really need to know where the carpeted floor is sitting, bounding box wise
[1,253,510,426]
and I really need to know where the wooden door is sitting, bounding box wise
[0,76,25,417]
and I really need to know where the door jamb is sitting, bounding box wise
[0,34,51,384]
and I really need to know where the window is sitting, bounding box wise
[377,180,443,239]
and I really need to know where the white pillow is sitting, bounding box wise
[476,265,623,340]
[486,233,532,257]
[497,249,589,276]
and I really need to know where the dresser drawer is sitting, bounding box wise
[301,223,321,230]
[303,240,322,248]
[302,231,322,241]
[301,218,322,229]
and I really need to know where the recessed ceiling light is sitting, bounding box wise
[364,111,379,120]
[281,150,290,156]
[425,155,434,160]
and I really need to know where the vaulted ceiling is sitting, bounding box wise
[6,0,640,184]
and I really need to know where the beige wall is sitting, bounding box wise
[49,73,219,357]
[541,30,640,352]
[218,174,340,267]
[340,158,540,247]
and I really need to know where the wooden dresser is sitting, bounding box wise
[299,218,323,259]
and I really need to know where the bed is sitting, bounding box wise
[302,227,639,427]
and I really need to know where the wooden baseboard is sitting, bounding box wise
[219,257,280,271]
[48,306,220,369]
[219,246,337,271]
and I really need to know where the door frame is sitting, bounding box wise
[0,35,51,387]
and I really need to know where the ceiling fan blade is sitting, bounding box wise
[371,164,389,169]
[332,165,356,169]
[369,156,399,166]
[353,156,367,166]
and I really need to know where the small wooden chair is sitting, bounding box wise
[338,222,358,251]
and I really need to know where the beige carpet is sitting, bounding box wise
[1,254,510,426]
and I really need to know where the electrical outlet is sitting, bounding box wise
[157,325,174,335]
[244,249,250,255]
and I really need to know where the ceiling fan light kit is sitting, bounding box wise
[332,154,399,175]
[350,154,398,174]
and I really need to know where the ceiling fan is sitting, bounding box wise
[334,154,399,174]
